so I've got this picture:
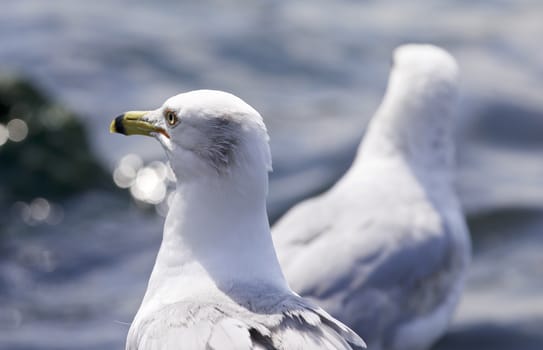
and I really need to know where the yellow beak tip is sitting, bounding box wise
[109,120,116,133]
[109,111,165,138]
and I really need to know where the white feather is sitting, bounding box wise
[273,44,471,350]
[125,90,365,350]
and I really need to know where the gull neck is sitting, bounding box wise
[142,176,289,307]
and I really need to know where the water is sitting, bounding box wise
[1,1,543,348]
[2,0,543,215]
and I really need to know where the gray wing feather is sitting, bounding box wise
[273,185,465,348]
[127,292,366,350]
[208,318,253,349]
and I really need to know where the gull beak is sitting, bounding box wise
[110,111,170,139]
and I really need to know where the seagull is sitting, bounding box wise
[273,44,471,350]
[110,90,366,350]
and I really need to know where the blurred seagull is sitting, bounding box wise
[273,44,471,350]
[110,90,365,350]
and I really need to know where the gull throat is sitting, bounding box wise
[143,177,289,308]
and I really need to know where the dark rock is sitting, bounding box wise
[0,77,113,206]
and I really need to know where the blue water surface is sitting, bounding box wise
[1,1,543,349]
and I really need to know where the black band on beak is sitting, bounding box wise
[113,114,127,135]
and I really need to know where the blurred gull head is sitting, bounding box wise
[362,44,460,170]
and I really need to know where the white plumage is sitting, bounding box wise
[273,44,471,350]
[112,90,365,350]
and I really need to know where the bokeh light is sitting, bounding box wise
[30,197,50,221]
[7,119,28,142]
[0,123,8,146]
[148,161,168,182]
[113,154,176,207]
[113,154,143,188]
[12,198,64,226]
[130,167,167,204]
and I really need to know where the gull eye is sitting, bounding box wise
[165,110,178,126]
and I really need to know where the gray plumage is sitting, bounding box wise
[115,90,366,350]
[273,45,471,350]
[273,174,468,350]
[182,114,241,174]
[127,284,365,350]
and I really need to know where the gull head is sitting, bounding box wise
[361,44,460,170]
[388,44,459,115]
[110,90,272,189]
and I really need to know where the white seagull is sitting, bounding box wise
[110,90,365,349]
[273,44,471,350]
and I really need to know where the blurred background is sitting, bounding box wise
[1,0,542,349]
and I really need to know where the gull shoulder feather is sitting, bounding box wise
[127,285,365,350]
